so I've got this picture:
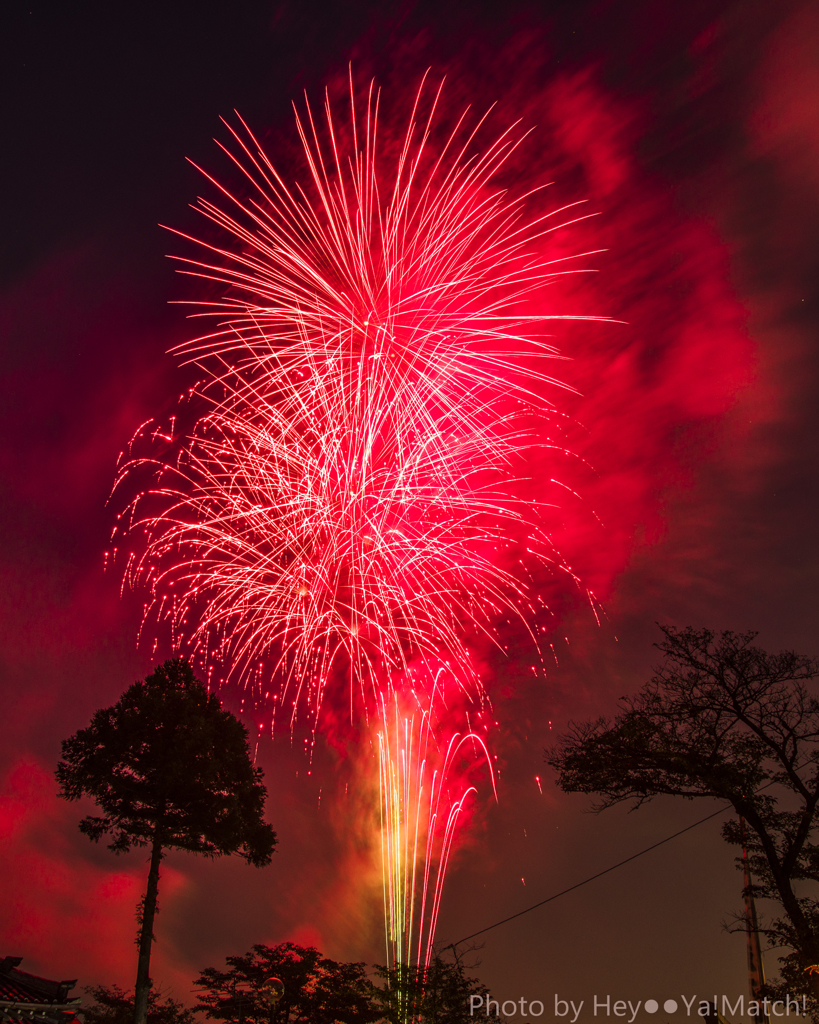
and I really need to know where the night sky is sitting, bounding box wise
[2,0,819,1018]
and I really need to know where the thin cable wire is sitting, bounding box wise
[445,803,730,948]
[445,709,819,949]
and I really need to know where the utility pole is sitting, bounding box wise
[741,816,769,1024]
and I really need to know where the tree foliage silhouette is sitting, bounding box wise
[56,658,276,1024]
[82,985,196,1024]
[547,626,819,1006]
[375,949,500,1024]
[194,942,380,1024]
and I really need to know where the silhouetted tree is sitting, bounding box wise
[194,942,380,1024]
[375,949,500,1024]
[81,985,196,1024]
[57,659,276,1024]
[547,626,819,1008]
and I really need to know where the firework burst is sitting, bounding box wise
[115,74,599,716]
[113,72,603,975]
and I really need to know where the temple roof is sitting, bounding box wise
[0,958,81,1024]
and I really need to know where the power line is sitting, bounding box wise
[445,803,730,949]
[445,751,815,950]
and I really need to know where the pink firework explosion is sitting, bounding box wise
[113,74,604,727]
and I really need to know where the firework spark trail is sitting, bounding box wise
[376,673,495,977]
[113,73,603,977]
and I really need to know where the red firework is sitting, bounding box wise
[111,74,607,982]
[113,73,603,725]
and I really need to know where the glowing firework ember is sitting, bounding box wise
[113,73,602,977]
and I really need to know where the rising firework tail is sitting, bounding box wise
[111,71,604,985]
[376,668,496,974]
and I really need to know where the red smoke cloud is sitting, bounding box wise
[0,760,141,983]
[1,2,808,1002]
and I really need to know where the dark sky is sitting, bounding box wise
[2,0,819,1019]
